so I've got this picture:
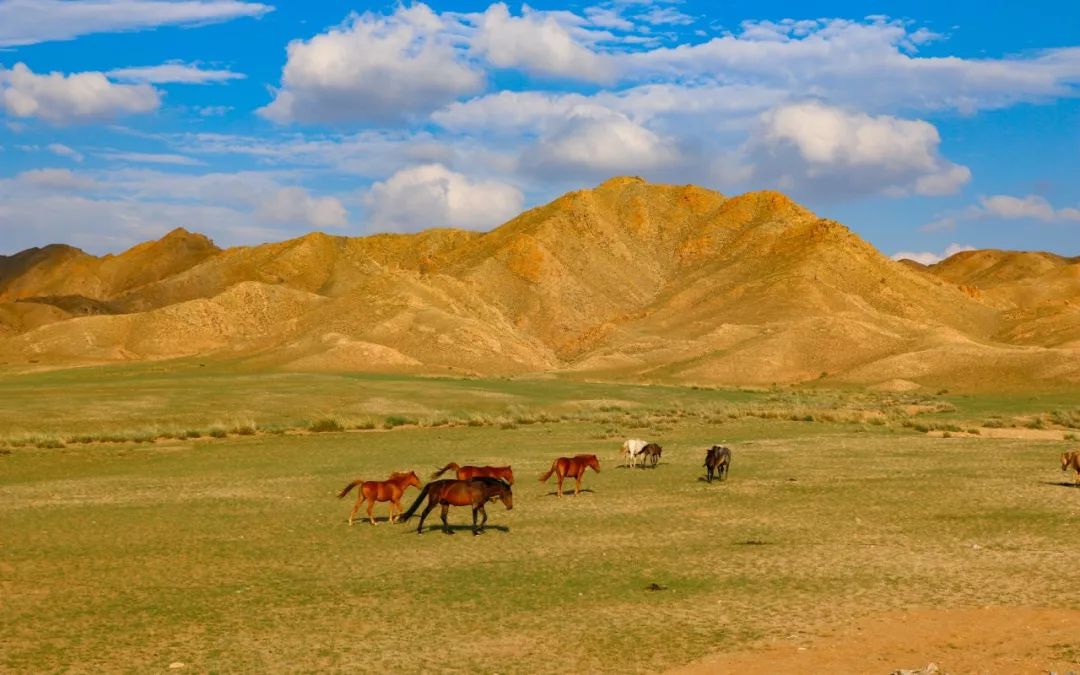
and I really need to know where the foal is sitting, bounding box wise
[338,471,422,525]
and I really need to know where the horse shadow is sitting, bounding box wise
[413,524,511,535]
[544,488,595,497]
[1039,480,1080,489]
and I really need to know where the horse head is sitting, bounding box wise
[405,471,422,489]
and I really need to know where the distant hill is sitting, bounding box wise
[1,177,1077,390]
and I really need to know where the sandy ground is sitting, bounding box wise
[671,607,1080,674]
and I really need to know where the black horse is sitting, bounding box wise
[704,445,731,482]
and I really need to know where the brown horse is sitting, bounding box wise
[400,476,513,535]
[338,470,422,525]
[1062,450,1080,485]
[539,454,600,496]
[432,462,515,485]
[639,443,663,467]
[704,445,731,482]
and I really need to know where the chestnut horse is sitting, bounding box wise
[432,462,515,485]
[539,454,600,496]
[704,445,731,482]
[1062,450,1080,485]
[400,476,513,535]
[338,470,422,526]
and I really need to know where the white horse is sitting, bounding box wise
[620,438,648,468]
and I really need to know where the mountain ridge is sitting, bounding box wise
[1,178,1077,390]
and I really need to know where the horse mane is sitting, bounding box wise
[470,476,512,489]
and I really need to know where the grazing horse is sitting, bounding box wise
[639,442,663,467]
[400,476,513,535]
[704,445,731,483]
[540,454,600,496]
[620,439,648,468]
[338,470,422,525]
[1062,450,1080,485]
[431,462,515,485]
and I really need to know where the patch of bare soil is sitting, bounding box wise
[670,607,1080,674]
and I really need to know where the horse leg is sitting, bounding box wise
[416,501,437,534]
[472,504,487,536]
[555,473,564,497]
[349,495,363,526]
[367,497,377,526]
[440,503,453,535]
[575,473,583,495]
[389,498,399,524]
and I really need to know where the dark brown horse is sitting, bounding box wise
[539,454,600,496]
[400,476,513,535]
[704,445,731,482]
[338,470,422,525]
[639,443,663,467]
[432,462,515,485]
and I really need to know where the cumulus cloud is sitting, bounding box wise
[106,63,245,84]
[470,3,616,82]
[527,107,678,178]
[892,243,975,266]
[749,101,970,198]
[0,169,352,254]
[259,5,484,125]
[0,63,159,124]
[362,164,523,232]
[630,18,1080,115]
[0,0,272,47]
[256,187,348,229]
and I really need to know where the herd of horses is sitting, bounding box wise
[338,442,733,535]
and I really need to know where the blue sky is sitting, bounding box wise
[1,1,1078,263]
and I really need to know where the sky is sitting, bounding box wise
[0,1,1078,263]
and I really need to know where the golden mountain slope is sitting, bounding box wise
[1,178,1076,388]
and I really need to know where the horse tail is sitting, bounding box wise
[399,483,433,522]
[539,459,558,482]
[431,462,459,479]
[337,479,362,499]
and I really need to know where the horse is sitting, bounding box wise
[1062,450,1080,485]
[399,476,513,535]
[639,443,663,467]
[337,470,422,526]
[620,439,648,468]
[704,445,731,482]
[540,454,600,496]
[431,462,515,485]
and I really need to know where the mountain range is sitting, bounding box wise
[2,176,1077,390]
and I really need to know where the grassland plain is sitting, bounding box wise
[2,366,1080,673]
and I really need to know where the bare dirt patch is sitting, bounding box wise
[671,607,1080,674]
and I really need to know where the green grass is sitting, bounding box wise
[3,413,1080,672]
[3,362,1080,672]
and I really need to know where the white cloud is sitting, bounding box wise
[103,151,205,166]
[106,63,245,84]
[259,4,484,125]
[255,187,348,229]
[976,194,1080,222]
[47,143,84,162]
[470,3,616,82]
[630,18,1080,115]
[892,243,975,266]
[0,63,159,124]
[16,168,97,191]
[0,0,272,47]
[750,101,970,198]
[528,107,678,178]
[362,164,523,232]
